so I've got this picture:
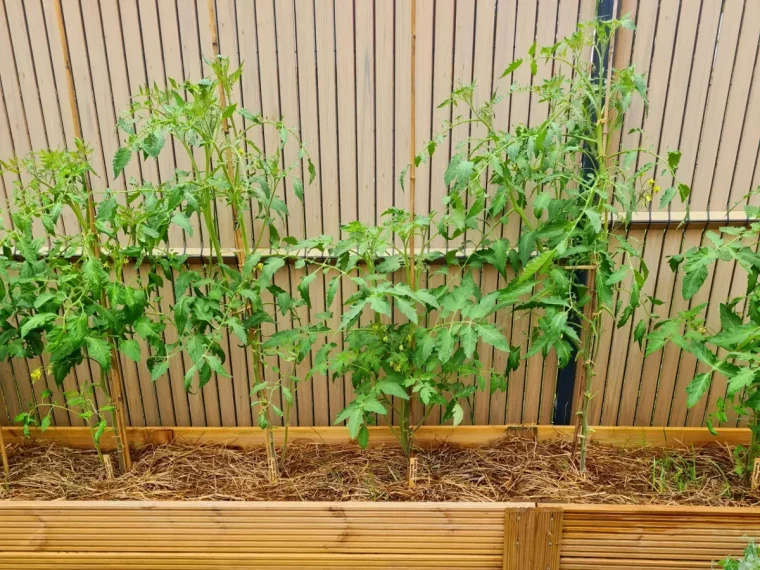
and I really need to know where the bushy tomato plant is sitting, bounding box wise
[427,17,690,470]
[0,141,179,466]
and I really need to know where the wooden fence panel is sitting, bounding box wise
[0,1,758,429]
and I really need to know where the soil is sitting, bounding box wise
[1,434,758,505]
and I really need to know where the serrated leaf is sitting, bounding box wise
[476,323,509,351]
[376,380,409,400]
[293,178,304,203]
[500,59,523,78]
[113,147,132,178]
[727,367,756,396]
[518,250,555,284]
[437,328,455,364]
[685,372,711,408]
[120,339,141,362]
[85,337,111,369]
[394,297,418,324]
[460,325,478,358]
[682,266,708,300]
[369,295,392,317]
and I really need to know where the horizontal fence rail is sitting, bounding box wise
[0,0,759,430]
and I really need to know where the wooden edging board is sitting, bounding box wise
[1,424,752,450]
[0,500,758,569]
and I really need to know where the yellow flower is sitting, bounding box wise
[653,185,661,193]
[30,368,42,381]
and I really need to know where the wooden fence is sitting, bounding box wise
[0,0,759,429]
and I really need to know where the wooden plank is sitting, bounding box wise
[503,507,562,570]
[2,425,752,451]
[558,504,760,569]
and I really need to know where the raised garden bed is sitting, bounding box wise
[1,425,759,568]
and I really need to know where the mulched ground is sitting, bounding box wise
[1,435,758,505]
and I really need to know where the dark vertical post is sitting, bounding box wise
[552,0,617,425]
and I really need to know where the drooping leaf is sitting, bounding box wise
[685,372,711,408]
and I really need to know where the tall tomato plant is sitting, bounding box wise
[434,18,690,470]
[117,57,317,477]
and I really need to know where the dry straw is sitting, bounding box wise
[1,435,758,506]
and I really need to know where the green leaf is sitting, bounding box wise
[394,297,418,324]
[376,255,402,273]
[356,425,369,448]
[518,250,555,284]
[678,182,690,202]
[476,323,509,352]
[727,367,756,396]
[437,328,455,364]
[171,213,194,236]
[362,398,387,415]
[719,303,743,330]
[414,332,436,367]
[293,179,304,203]
[443,154,474,191]
[584,209,602,233]
[633,319,647,346]
[376,380,409,400]
[369,296,392,317]
[460,325,478,358]
[326,276,340,307]
[113,147,132,178]
[685,372,711,408]
[451,403,464,426]
[605,267,628,286]
[667,149,682,171]
[151,360,171,382]
[298,271,317,309]
[33,293,57,310]
[21,313,58,338]
[500,59,523,78]
[83,257,104,293]
[120,339,141,362]
[682,265,708,300]
[85,337,111,370]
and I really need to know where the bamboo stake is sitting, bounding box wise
[207,0,278,483]
[407,0,418,488]
[0,426,8,480]
[54,0,132,472]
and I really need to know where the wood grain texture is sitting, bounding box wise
[503,507,562,570]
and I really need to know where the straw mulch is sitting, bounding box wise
[2,435,758,505]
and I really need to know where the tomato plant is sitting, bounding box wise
[117,56,317,477]
[646,196,760,476]
[317,205,525,454]
[0,141,179,466]
[428,17,690,471]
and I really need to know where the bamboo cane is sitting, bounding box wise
[207,0,279,483]
[54,0,132,472]
[407,0,418,488]
[0,427,9,480]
